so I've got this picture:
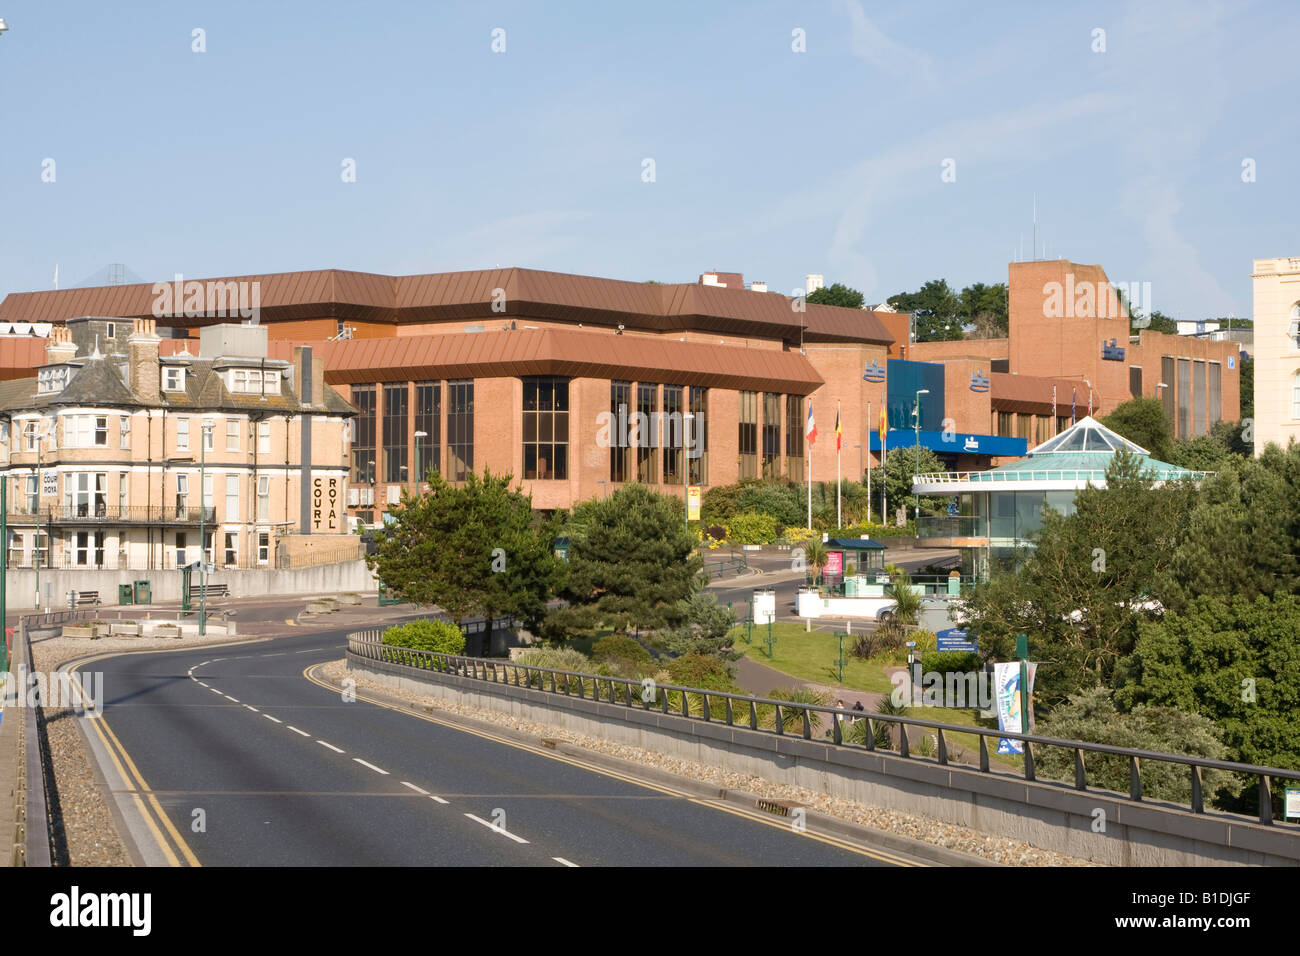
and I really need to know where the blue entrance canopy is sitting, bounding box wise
[870,429,1027,458]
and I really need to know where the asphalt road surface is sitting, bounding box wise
[72,629,924,867]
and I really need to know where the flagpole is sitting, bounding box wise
[866,402,872,525]
[836,401,842,530]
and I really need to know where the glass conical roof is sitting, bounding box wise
[1025,416,1148,456]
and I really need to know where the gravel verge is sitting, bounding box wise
[29,633,259,867]
[323,659,1100,867]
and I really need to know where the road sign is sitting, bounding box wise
[936,627,978,652]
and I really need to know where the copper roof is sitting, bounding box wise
[0,268,895,346]
[267,327,825,394]
[990,372,1097,414]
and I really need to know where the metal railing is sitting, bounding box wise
[348,630,1300,827]
[5,504,216,525]
[275,538,364,569]
[699,549,748,578]
[914,469,1214,486]
[916,516,988,539]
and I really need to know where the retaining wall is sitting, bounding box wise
[348,654,1300,867]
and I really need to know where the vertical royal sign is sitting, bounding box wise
[311,476,340,532]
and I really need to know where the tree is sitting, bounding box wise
[1115,594,1300,774]
[880,444,947,516]
[1130,308,1178,335]
[959,450,1195,707]
[888,279,963,342]
[1239,356,1253,421]
[807,283,865,309]
[657,590,737,657]
[1035,687,1232,805]
[959,281,1009,337]
[1100,397,1174,462]
[368,469,562,637]
[546,484,702,640]
[1161,443,1300,612]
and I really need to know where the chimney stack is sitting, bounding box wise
[292,346,326,406]
[128,317,161,402]
[45,325,76,364]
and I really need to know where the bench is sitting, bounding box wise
[196,583,230,599]
[73,591,100,607]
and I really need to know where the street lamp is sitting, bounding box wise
[682,412,695,537]
[414,430,428,486]
[913,389,930,524]
[199,421,213,635]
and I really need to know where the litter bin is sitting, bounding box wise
[134,580,152,605]
[118,583,134,606]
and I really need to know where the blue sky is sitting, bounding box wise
[0,0,1294,320]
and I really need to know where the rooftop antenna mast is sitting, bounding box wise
[1032,194,1038,262]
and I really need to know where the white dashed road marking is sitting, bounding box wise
[263,714,282,723]
[317,740,344,753]
[353,758,389,775]
[401,781,428,794]
[553,857,579,867]
[224,695,239,703]
[288,726,311,737]
[244,705,259,713]
[431,796,449,805]
[464,813,529,844]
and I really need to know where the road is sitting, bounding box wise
[70,628,925,866]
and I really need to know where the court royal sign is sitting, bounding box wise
[311,476,341,532]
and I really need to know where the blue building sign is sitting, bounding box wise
[1101,338,1126,361]
[862,359,886,383]
[970,370,990,392]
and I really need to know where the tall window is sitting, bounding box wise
[226,474,239,522]
[415,382,441,481]
[1129,366,1142,399]
[738,391,758,480]
[224,532,237,568]
[785,396,803,479]
[175,474,189,516]
[1177,358,1191,437]
[610,381,631,482]
[120,416,131,449]
[522,377,569,480]
[257,475,271,521]
[688,387,709,486]
[257,532,270,566]
[351,385,376,483]
[636,383,658,483]
[761,392,781,479]
[203,473,214,514]
[119,472,128,514]
[66,473,107,516]
[1208,362,1222,427]
[383,383,409,483]
[447,379,474,481]
[177,417,190,451]
[24,475,37,514]
[1161,355,1176,428]
[227,418,240,451]
[662,385,685,485]
[257,421,270,455]
[997,411,1013,436]
[175,533,187,568]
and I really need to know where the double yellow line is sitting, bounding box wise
[66,656,202,867]
[304,664,920,867]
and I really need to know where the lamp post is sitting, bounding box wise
[25,423,43,610]
[682,412,695,537]
[199,421,213,636]
[913,389,930,523]
[414,430,428,486]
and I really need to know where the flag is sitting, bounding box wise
[1088,389,1093,417]
[806,400,817,446]
[879,403,887,467]
[835,403,842,452]
[1051,385,1057,423]
[1071,387,1077,425]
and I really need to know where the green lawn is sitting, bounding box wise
[727,622,1021,768]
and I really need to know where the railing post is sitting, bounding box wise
[1190,765,1203,814]
[701,695,710,722]
[680,692,690,718]
[832,712,842,745]
[725,697,734,726]
[774,704,783,735]
[936,729,947,765]
[1129,756,1142,801]
[748,700,757,730]
[549,671,556,694]
[1074,749,1087,790]
[1023,741,1035,781]
[898,723,909,757]
[801,710,811,740]
[864,717,875,751]
[1260,775,1274,825]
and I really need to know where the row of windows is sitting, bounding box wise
[6,529,274,569]
[13,414,274,455]
[739,391,802,481]
[159,366,282,395]
[12,471,274,522]
[609,382,709,485]
[352,380,470,484]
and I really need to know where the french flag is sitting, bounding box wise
[806,400,817,446]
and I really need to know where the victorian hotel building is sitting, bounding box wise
[0,315,354,587]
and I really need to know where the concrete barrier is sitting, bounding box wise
[347,653,1300,867]
[6,561,377,610]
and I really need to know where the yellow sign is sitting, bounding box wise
[311,476,341,532]
[687,485,701,521]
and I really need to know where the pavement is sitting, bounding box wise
[68,627,922,866]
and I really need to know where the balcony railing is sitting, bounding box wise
[915,516,989,539]
[5,504,217,524]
